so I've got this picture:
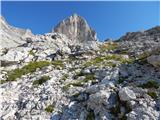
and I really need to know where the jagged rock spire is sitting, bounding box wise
[53,13,97,43]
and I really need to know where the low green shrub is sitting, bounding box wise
[7,61,50,81]
[148,91,158,99]
[45,105,54,113]
[138,80,159,89]
[33,76,50,85]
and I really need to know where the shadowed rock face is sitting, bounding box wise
[53,14,97,44]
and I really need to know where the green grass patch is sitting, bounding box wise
[33,75,50,85]
[45,105,54,113]
[7,61,50,81]
[138,80,159,89]
[148,91,158,99]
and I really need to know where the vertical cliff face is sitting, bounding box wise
[53,14,98,44]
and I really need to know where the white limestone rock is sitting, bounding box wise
[119,87,136,101]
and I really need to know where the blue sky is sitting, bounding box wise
[1,1,160,41]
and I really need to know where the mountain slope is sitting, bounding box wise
[117,26,160,56]
[0,15,160,120]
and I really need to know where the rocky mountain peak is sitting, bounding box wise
[53,13,97,44]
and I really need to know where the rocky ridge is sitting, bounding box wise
[0,14,160,120]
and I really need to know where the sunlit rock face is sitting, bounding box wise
[53,14,98,49]
[0,16,33,49]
